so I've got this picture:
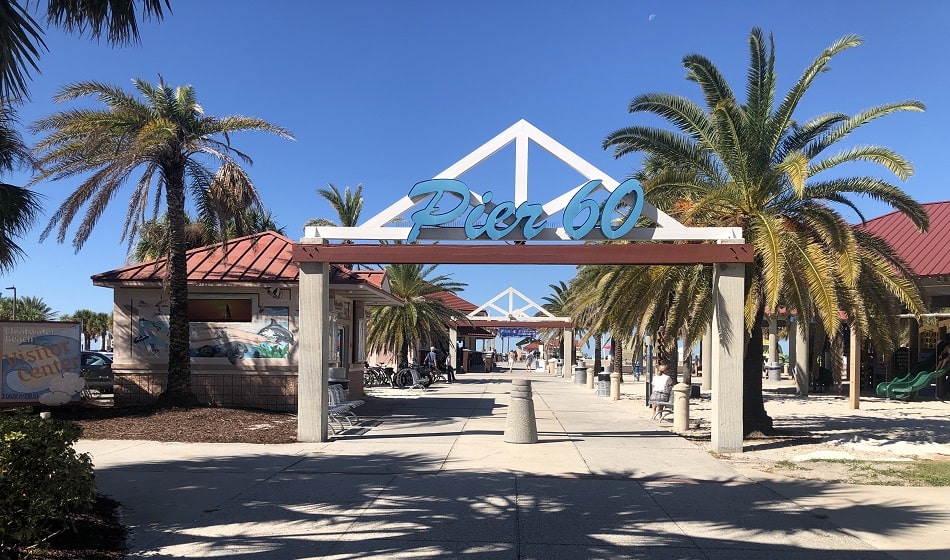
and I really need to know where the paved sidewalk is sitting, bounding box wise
[77,369,949,559]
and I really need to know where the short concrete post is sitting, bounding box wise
[610,372,620,400]
[673,382,690,434]
[587,367,595,390]
[505,378,538,444]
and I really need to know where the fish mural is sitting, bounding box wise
[258,319,295,345]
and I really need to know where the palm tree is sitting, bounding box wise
[602,29,927,433]
[0,0,170,100]
[306,183,363,230]
[31,77,293,406]
[0,99,42,272]
[367,264,467,366]
[129,207,285,263]
[62,308,96,349]
[537,281,573,360]
[1,295,56,321]
[129,212,211,262]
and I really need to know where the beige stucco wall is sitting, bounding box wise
[109,285,370,410]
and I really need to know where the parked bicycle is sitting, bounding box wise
[363,362,397,387]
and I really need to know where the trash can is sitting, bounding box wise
[574,365,587,384]
[766,363,782,381]
[596,372,610,396]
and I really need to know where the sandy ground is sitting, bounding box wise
[617,377,950,484]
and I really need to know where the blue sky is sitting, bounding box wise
[3,1,948,328]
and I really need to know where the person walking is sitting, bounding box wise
[425,346,441,380]
[508,349,517,372]
[649,364,673,420]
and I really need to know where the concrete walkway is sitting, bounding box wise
[77,368,949,559]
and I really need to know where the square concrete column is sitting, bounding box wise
[849,324,860,410]
[562,327,574,376]
[711,260,744,454]
[787,318,797,382]
[795,317,809,397]
[298,260,330,442]
[701,324,713,391]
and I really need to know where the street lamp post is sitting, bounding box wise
[4,286,15,321]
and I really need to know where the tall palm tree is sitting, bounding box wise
[0,0,170,100]
[602,29,927,433]
[536,281,573,360]
[31,77,293,406]
[367,263,467,366]
[306,183,363,230]
[0,99,42,272]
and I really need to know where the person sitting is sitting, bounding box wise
[649,364,673,420]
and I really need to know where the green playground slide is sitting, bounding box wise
[885,363,950,399]
[876,345,946,397]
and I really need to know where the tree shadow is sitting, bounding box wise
[89,449,944,559]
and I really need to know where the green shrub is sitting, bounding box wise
[0,409,96,556]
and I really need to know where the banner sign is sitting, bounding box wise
[1,321,83,405]
[499,327,537,338]
[407,178,644,242]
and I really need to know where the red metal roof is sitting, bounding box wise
[859,201,950,277]
[91,231,390,290]
[428,290,479,313]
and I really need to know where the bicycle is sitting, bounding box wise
[363,362,396,387]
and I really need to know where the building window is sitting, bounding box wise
[188,298,252,322]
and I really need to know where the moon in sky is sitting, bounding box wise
[649,14,656,22]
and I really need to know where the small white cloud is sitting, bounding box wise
[39,390,73,406]
[648,14,656,22]
[48,373,85,394]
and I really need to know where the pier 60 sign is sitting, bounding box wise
[407,178,644,242]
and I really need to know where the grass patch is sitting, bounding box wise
[906,461,950,486]
[774,460,810,471]
[813,459,950,486]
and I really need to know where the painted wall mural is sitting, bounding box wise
[132,298,296,364]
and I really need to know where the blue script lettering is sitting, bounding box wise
[406,178,643,241]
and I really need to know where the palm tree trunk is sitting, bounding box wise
[158,161,199,407]
[613,336,624,382]
[593,333,602,375]
[743,306,773,434]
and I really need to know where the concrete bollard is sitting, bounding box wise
[587,367,595,390]
[505,378,538,444]
[673,382,690,434]
[610,372,620,400]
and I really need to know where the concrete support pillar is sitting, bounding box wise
[298,261,330,442]
[795,318,809,397]
[701,325,713,392]
[712,258,744,454]
[610,372,620,400]
[768,314,779,366]
[788,319,797,381]
[562,328,574,378]
[849,324,860,410]
[449,326,458,372]
[673,382,690,434]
